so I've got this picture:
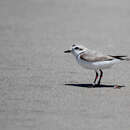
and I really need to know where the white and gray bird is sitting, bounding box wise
[64,44,130,86]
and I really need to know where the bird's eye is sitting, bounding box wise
[79,48,83,51]
[75,47,79,50]
[74,47,83,51]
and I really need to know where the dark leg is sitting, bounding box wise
[98,69,103,86]
[93,70,98,86]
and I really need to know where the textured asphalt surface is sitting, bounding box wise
[0,0,130,130]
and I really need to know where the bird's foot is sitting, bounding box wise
[92,82,101,87]
[97,82,101,87]
[92,83,98,87]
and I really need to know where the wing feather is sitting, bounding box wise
[109,55,130,61]
[80,53,113,62]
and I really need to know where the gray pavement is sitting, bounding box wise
[0,0,130,130]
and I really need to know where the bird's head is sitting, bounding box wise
[64,44,87,56]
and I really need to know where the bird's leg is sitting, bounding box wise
[98,69,103,86]
[93,70,98,86]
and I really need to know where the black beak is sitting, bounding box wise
[64,50,71,53]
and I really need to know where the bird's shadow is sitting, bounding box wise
[64,83,125,88]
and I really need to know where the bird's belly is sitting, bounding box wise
[77,59,119,70]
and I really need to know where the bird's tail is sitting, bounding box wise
[109,55,130,61]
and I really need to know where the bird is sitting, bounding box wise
[64,44,130,86]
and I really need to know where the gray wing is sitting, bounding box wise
[80,53,114,62]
